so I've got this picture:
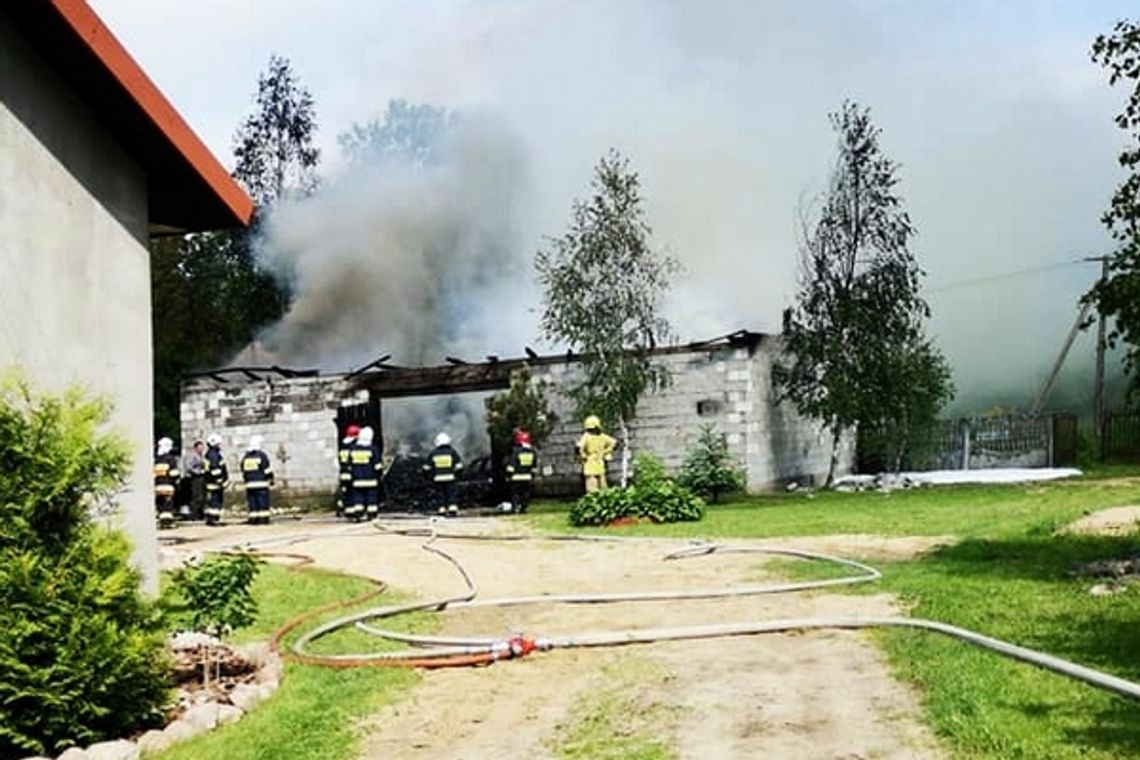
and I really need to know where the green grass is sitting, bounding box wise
[528,476,1140,759]
[527,476,1140,540]
[550,658,681,760]
[158,563,431,760]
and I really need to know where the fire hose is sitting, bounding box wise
[205,519,1140,700]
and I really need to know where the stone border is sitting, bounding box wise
[24,643,283,760]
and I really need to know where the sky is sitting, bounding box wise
[91,0,1136,413]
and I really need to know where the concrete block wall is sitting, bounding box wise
[181,377,367,493]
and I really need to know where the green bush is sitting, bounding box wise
[169,552,262,637]
[0,375,170,757]
[677,425,745,503]
[569,453,705,526]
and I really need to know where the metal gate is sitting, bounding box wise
[1051,413,1078,467]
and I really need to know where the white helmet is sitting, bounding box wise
[206,433,222,447]
[357,426,375,446]
[156,437,174,456]
[249,435,264,450]
[434,432,451,447]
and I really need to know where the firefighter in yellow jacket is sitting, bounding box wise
[576,415,616,492]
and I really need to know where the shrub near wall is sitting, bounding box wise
[0,376,170,757]
[569,454,705,526]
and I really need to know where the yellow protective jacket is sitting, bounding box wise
[576,432,616,476]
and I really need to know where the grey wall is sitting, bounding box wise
[181,341,852,499]
[0,15,157,590]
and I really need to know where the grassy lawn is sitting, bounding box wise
[525,474,1140,759]
[158,563,431,760]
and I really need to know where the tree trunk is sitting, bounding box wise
[825,420,843,488]
[619,417,631,488]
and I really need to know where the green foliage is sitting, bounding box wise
[0,375,170,757]
[677,425,745,503]
[485,367,558,453]
[151,230,291,436]
[169,552,263,638]
[569,454,704,526]
[338,99,457,168]
[233,54,321,206]
[1085,20,1140,401]
[775,101,952,484]
[535,150,678,436]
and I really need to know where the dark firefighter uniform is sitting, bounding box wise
[348,428,382,521]
[337,425,360,517]
[423,437,463,514]
[154,449,181,528]
[241,444,274,524]
[505,441,537,514]
[204,439,229,525]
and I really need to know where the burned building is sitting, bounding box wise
[180,331,853,500]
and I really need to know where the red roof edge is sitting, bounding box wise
[50,0,254,227]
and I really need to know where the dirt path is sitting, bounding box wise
[165,519,947,759]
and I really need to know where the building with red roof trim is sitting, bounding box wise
[1,0,254,588]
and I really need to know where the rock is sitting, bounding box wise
[20,755,52,760]
[84,740,139,760]
[257,680,279,701]
[56,748,89,760]
[181,702,220,732]
[161,719,199,744]
[229,683,263,712]
[216,704,244,726]
[255,659,283,684]
[135,730,169,757]
[169,630,222,651]
[1089,582,1127,596]
[234,642,273,669]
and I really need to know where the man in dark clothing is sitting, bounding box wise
[153,437,180,529]
[505,428,537,514]
[337,424,360,518]
[241,435,274,525]
[348,426,382,521]
[204,433,229,526]
[423,432,463,516]
[183,439,207,520]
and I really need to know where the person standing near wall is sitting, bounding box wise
[153,437,180,529]
[424,432,463,516]
[203,433,229,526]
[576,415,616,492]
[183,438,207,521]
[348,426,382,521]
[337,424,361,518]
[241,435,274,525]
[505,428,537,513]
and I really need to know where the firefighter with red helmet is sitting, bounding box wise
[505,428,537,514]
[337,424,361,517]
[153,437,181,529]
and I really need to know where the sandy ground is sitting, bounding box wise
[1064,505,1140,536]
[164,518,948,759]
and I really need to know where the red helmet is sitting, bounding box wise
[346,424,361,438]
[514,429,532,445]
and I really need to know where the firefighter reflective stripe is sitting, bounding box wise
[206,483,223,491]
[204,507,222,516]
[350,450,373,464]
[245,480,270,489]
[209,468,225,477]
[353,479,379,487]
[433,473,456,482]
[518,452,535,467]
[510,472,533,481]
[155,485,176,495]
[242,457,262,471]
[340,472,352,482]
[432,454,453,469]
[154,463,170,476]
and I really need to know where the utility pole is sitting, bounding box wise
[1085,256,1109,441]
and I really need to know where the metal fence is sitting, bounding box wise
[1102,412,1140,461]
[911,414,1059,471]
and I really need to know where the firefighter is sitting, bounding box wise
[153,437,180,529]
[241,435,274,525]
[203,433,229,525]
[348,425,382,521]
[337,424,361,518]
[505,428,537,514]
[423,432,463,516]
[576,415,616,492]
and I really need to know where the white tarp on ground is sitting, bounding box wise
[833,468,1082,490]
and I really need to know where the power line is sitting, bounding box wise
[926,258,1095,294]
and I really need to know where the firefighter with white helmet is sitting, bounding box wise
[423,432,463,515]
[203,433,228,525]
[576,415,616,492]
[153,437,180,528]
[240,435,274,525]
[348,426,382,521]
